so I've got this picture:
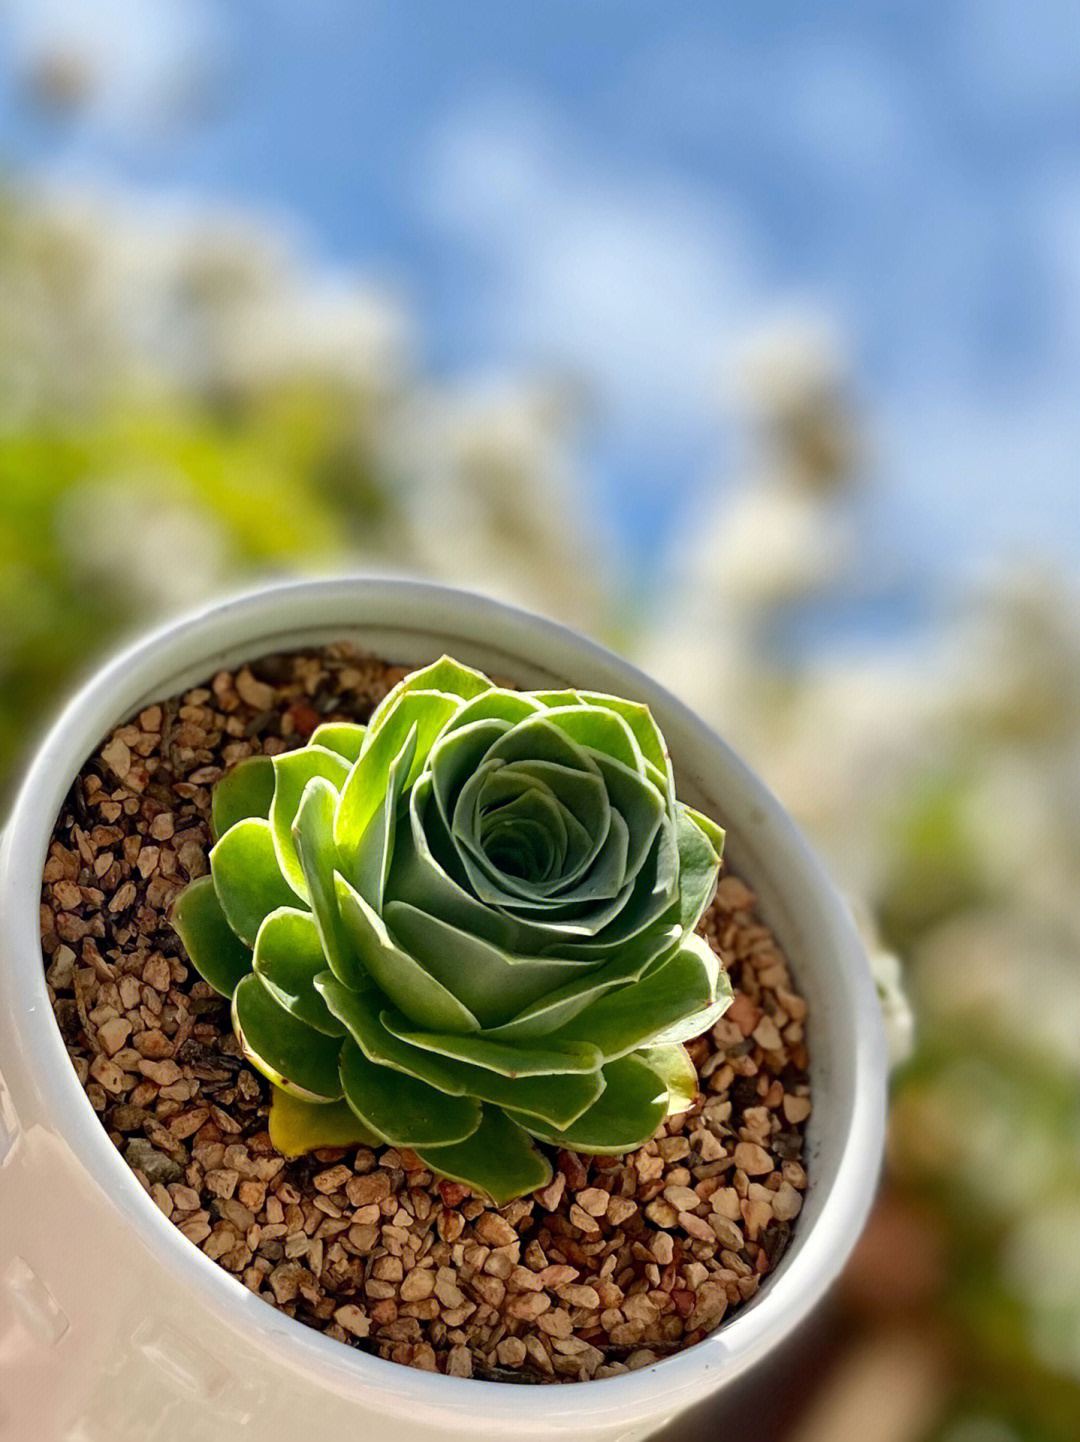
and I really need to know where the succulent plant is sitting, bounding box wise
[172,656,732,1202]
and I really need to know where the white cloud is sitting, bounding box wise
[623,28,920,185]
[2,0,228,147]
[419,97,765,447]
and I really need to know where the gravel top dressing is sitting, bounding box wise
[40,644,811,1383]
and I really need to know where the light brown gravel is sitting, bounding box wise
[41,644,811,1384]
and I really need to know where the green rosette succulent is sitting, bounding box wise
[172,656,732,1202]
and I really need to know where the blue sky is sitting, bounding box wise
[2,0,1078,596]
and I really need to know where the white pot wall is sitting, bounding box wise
[0,579,888,1442]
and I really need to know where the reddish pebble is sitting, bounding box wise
[285,703,321,737]
[557,1151,588,1189]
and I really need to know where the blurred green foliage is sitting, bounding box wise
[0,393,401,794]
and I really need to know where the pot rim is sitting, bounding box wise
[1,576,887,1425]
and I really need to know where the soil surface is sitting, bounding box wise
[40,644,812,1382]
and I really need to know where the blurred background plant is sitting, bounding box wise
[1,2,1078,1438]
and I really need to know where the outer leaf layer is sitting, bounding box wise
[269,1087,380,1155]
[338,1039,481,1147]
[508,1054,668,1153]
[170,875,252,997]
[415,1108,553,1204]
[212,755,275,841]
[211,818,298,948]
[232,973,343,1100]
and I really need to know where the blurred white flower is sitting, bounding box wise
[683,478,856,619]
[216,272,408,401]
[54,474,233,612]
[725,306,858,493]
[0,185,411,422]
[398,374,610,629]
[869,949,916,1073]
[940,562,1080,742]
[636,309,862,756]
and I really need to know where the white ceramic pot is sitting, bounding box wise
[0,579,888,1442]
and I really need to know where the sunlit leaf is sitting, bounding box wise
[294,777,354,982]
[309,722,366,763]
[232,973,343,1100]
[270,746,349,897]
[338,1039,482,1147]
[269,1087,380,1156]
[253,907,345,1036]
[170,874,253,997]
[212,755,275,841]
[416,1107,552,1204]
[211,818,298,947]
[509,1053,668,1153]
[335,873,479,1031]
[641,1043,700,1115]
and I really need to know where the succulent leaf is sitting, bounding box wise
[314,972,468,1094]
[232,973,344,1100]
[349,722,417,909]
[335,874,480,1031]
[640,934,736,1047]
[438,690,541,736]
[547,934,727,1059]
[529,689,582,707]
[542,704,644,772]
[269,1087,380,1155]
[211,754,276,841]
[210,818,300,947]
[309,722,367,763]
[175,654,732,1200]
[270,745,350,898]
[382,899,601,1029]
[367,656,491,727]
[335,692,458,854]
[483,928,679,1041]
[507,1054,668,1154]
[169,874,253,997]
[380,1016,604,1077]
[683,803,726,859]
[315,972,604,1127]
[293,777,354,983]
[415,1107,553,1205]
[253,908,347,1036]
[578,692,669,775]
[675,803,725,929]
[641,1043,700,1116]
[338,1038,482,1146]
